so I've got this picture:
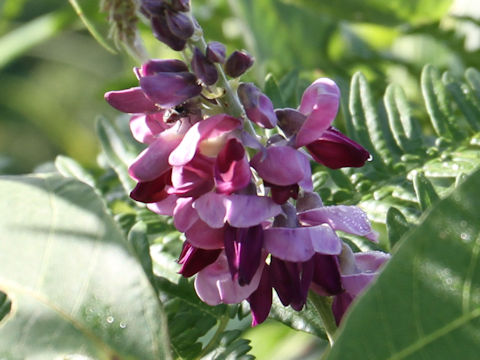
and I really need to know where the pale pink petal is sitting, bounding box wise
[185,220,225,249]
[298,205,376,241]
[192,192,227,228]
[173,197,198,232]
[169,114,242,166]
[129,131,182,181]
[130,113,169,144]
[354,251,390,273]
[194,252,264,305]
[224,195,282,228]
[296,78,340,148]
[147,195,178,216]
[341,273,377,297]
[264,224,342,262]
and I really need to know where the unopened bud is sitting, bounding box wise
[151,14,186,51]
[206,41,226,63]
[238,83,277,128]
[191,47,218,85]
[171,0,190,12]
[165,9,194,39]
[141,59,188,76]
[141,0,166,16]
[225,50,254,78]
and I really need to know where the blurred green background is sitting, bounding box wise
[2,0,480,358]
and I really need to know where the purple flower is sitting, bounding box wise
[206,41,227,64]
[238,83,277,128]
[215,138,251,194]
[191,47,218,85]
[178,241,222,277]
[224,50,254,78]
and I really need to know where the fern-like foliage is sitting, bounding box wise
[311,65,480,252]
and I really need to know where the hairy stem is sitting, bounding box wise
[308,291,337,347]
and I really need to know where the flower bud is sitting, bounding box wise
[191,47,218,85]
[165,9,194,39]
[206,41,226,63]
[151,13,186,51]
[171,0,190,12]
[139,71,202,108]
[141,0,166,16]
[275,108,306,137]
[224,50,254,78]
[238,83,277,128]
[141,59,188,76]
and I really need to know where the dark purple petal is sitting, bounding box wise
[171,0,190,12]
[178,242,222,277]
[140,72,202,108]
[311,254,343,296]
[224,50,254,78]
[238,83,277,128]
[306,127,370,169]
[141,0,166,16]
[130,170,172,203]
[332,292,353,325]
[191,47,218,85]
[104,87,158,113]
[275,108,306,138]
[151,14,186,51]
[264,182,299,205]
[141,59,188,76]
[206,41,226,63]
[224,225,264,286]
[248,265,272,326]
[165,9,194,39]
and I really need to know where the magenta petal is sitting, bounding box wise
[298,205,375,240]
[178,242,222,277]
[341,273,377,297]
[185,220,225,249]
[194,252,264,305]
[251,146,310,186]
[264,224,342,262]
[296,78,340,148]
[129,133,182,181]
[170,154,215,197]
[224,195,282,228]
[238,83,277,128]
[354,251,390,272]
[140,72,202,108]
[105,87,158,114]
[169,114,242,166]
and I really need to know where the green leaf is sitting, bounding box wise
[96,116,137,194]
[0,174,171,360]
[465,67,480,100]
[384,84,423,153]
[421,65,462,140]
[264,73,284,108]
[386,207,411,249]
[326,167,480,360]
[412,170,440,211]
[55,155,96,187]
[293,0,453,26]
[0,291,11,323]
[349,72,388,173]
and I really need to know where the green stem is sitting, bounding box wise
[308,291,337,347]
[198,314,229,358]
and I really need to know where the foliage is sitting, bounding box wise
[2,0,480,359]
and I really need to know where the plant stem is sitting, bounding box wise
[308,291,337,347]
[198,314,229,358]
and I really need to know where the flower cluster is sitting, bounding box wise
[105,0,389,326]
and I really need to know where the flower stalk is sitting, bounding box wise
[308,291,337,347]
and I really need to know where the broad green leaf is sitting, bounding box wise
[96,116,137,194]
[264,73,284,108]
[0,174,171,360]
[55,155,96,187]
[326,167,480,360]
